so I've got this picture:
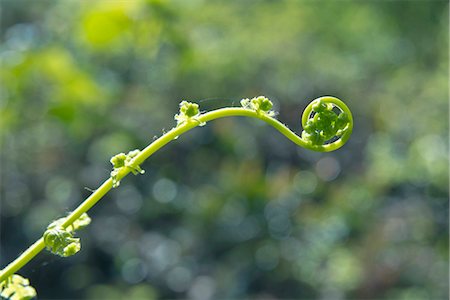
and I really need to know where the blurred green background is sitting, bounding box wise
[1,0,448,299]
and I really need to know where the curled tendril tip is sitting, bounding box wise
[0,94,353,298]
[239,95,352,152]
[300,96,353,151]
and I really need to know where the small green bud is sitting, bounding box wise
[240,98,251,109]
[127,149,140,158]
[251,96,273,112]
[43,213,90,257]
[47,212,91,232]
[72,213,91,230]
[175,101,203,126]
[303,119,315,132]
[43,227,81,257]
[241,96,275,116]
[110,153,127,168]
[110,149,145,187]
[111,169,122,188]
[63,242,81,256]
[179,101,199,117]
[311,100,328,113]
[336,112,349,129]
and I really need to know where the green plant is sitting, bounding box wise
[0,96,353,299]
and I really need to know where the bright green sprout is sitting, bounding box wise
[43,213,91,257]
[0,95,353,297]
[241,96,276,116]
[301,97,352,147]
[43,227,81,257]
[302,100,349,144]
[0,274,36,300]
[110,149,145,187]
[174,100,205,126]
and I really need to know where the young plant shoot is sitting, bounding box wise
[0,96,353,299]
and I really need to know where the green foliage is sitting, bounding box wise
[0,274,36,300]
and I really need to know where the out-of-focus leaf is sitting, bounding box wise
[0,274,37,300]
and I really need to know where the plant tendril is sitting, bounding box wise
[0,95,353,296]
[300,96,353,151]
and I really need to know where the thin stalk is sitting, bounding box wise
[0,100,352,283]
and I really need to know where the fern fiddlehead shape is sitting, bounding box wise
[300,96,353,151]
[0,96,353,298]
[229,95,352,152]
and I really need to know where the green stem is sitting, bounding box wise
[0,104,352,283]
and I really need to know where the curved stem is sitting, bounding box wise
[0,105,351,282]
